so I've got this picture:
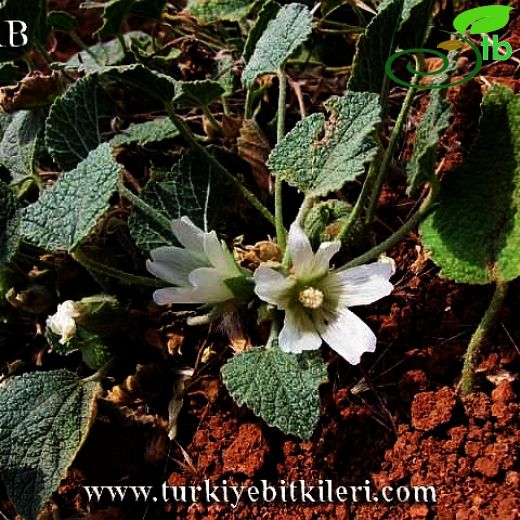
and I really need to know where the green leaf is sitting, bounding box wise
[243,0,280,62]
[98,64,176,104]
[128,151,222,252]
[420,85,520,284]
[0,369,99,519]
[348,0,434,93]
[222,347,327,439]
[267,91,380,197]
[399,0,435,48]
[110,118,179,147]
[45,75,113,169]
[47,11,78,32]
[242,3,313,88]
[173,80,225,108]
[348,0,403,94]
[215,54,235,98]
[0,109,45,184]
[82,0,136,39]
[0,0,47,63]
[453,5,513,35]
[0,180,19,266]
[65,32,152,74]
[406,81,452,195]
[20,143,121,252]
[186,0,253,24]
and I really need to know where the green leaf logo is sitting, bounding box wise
[453,5,513,35]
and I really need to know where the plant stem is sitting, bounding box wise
[117,33,129,56]
[337,150,382,242]
[459,281,508,395]
[275,69,288,252]
[73,248,165,287]
[70,31,103,64]
[202,106,224,135]
[267,314,282,348]
[344,190,436,268]
[118,181,173,232]
[244,88,254,119]
[83,356,117,382]
[35,41,54,66]
[365,70,422,225]
[166,103,276,228]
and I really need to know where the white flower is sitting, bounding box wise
[46,300,79,345]
[147,217,247,306]
[254,222,394,364]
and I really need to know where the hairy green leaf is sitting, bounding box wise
[0,0,47,62]
[242,3,312,88]
[349,0,434,93]
[21,144,121,252]
[222,347,327,439]
[186,0,253,24]
[173,80,225,108]
[0,370,99,519]
[0,110,45,183]
[66,32,152,74]
[267,91,380,197]
[83,0,136,39]
[243,0,280,62]
[453,5,513,35]
[110,118,179,147]
[0,180,19,266]
[406,80,452,195]
[421,85,520,284]
[48,11,78,32]
[98,64,176,104]
[128,152,222,252]
[348,0,403,94]
[45,75,113,169]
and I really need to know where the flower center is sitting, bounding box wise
[298,287,324,309]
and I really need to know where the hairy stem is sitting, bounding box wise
[275,69,288,252]
[73,248,164,287]
[365,70,422,225]
[166,103,276,228]
[344,189,436,268]
[337,149,382,242]
[460,281,508,395]
[202,106,224,135]
[244,88,254,119]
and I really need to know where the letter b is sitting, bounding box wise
[492,34,512,60]
[7,21,28,47]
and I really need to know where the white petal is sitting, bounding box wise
[314,307,376,365]
[254,265,296,308]
[171,217,206,254]
[279,307,322,353]
[152,267,233,305]
[287,222,314,275]
[146,246,207,286]
[325,261,393,307]
[188,267,234,302]
[308,240,341,276]
[204,233,240,277]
